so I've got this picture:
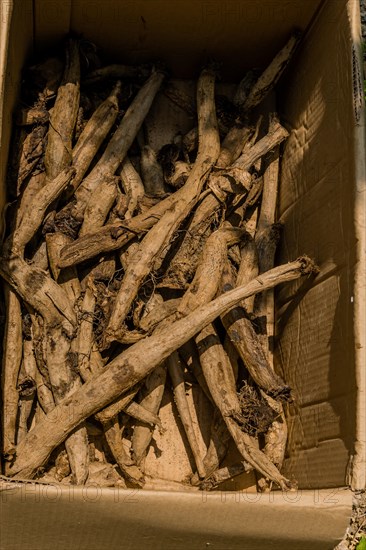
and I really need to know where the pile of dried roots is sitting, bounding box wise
[0,35,318,491]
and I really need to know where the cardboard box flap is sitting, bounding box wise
[0,482,353,550]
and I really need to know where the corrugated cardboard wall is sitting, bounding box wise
[277,0,359,488]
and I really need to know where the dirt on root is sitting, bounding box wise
[233,381,277,437]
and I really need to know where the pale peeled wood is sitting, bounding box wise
[44,39,80,180]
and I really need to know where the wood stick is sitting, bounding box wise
[243,33,300,110]
[234,70,258,107]
[16,125,47,188]
[119,157,145,218]
[76,281,154,427]
[178,224,245,315]
[46,233,81,304]
[255,149,288,492]
[168,351,206,479]
[195,324,241,417]
[257,147,280,232]
[1,286,23,461]
[8,257,316,478]
[139,298,181,332]
[44,38,80,180]
[76,288,143,486]
[233,114,288,171]
[220,259,290,400]
[236,232,259,313]
[140,145,167,197]
[34,365,55,414]
[79,177,118,237]
[70,82,121,194]
[12,172,46,232]
[83,64,145,85]
[161,198,218,289]
[104,68,220,343]
[179,341,212,403]
[166,161,191,189]
[216,126,253,168]
[103,418,145,487]
[10,167,75,254]
[197,410,232,483]
[57,185,206,269]
[0,253,76,328]
[73,70,165,215]
[131,363,167,466]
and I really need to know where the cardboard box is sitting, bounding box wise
[0,0,365,548]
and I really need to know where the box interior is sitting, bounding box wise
[0,0,364,490]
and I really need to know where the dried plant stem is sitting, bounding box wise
[244,33,300,110]
[12,173,46,232]
[77,282,155,428]
[168,351,206,479]
[44,234,88,485]
[46,233,81,304]
[216,125,253,168]
[233,115,289,171]
[10,167,75,254]
[70,82,121,193]
[119,157,145,218]
[178,224,245,315]
[131,363,167,465]
[236,232,259,313]
[44,39,80,180]
[79,177,118,238]
[1,286,22,461]
[139,298,181,332]
[140,145,166,196]
[103,418,145,487]
[0,253,76,328]
[195,324,240,417]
